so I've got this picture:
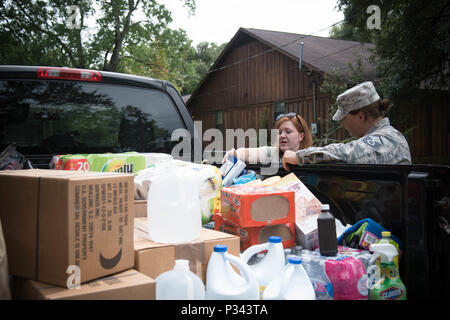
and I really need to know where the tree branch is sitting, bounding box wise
[122,54,155,69]
[14,1,79,66]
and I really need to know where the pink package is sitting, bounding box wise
[324,257,368,300]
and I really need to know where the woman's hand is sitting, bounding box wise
[282,150,299,171]
[222,148,237,163]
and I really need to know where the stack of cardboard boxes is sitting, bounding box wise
[214,173,324,251]
[214,185,296,251]
[0,169,240,300]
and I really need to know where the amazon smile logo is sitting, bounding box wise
[99,248,123,269]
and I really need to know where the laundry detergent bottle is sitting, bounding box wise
[368,243,407,300]
[375,231,400,271]
[206,245,259,300]
[156,259,205,300]
[241,236,286,298]
[263,256,316,300]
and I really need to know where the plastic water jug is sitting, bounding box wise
[147,168,201,243]
[156,259,205,300]
[241,236,286,298]
[206,245,259,300]
[263,256,316,300]
[301,253,333,300]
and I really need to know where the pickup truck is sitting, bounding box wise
[0,65,197,167]
[1,65,449,300]
[245,163,450,300]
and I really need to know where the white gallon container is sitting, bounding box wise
[241,236,286,298]
[206,245,259,300]
[156,259,205,300]
[147,168,201,243]
[263,256,316,300]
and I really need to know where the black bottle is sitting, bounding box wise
[317,204,338,256]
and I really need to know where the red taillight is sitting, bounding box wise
[37,67,102,82]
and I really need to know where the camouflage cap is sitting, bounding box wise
[333,81,380,121]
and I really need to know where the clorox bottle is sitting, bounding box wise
[263,256,316,300]
[147,168,201,243]
[206,245,259,300]
[241,236,286,298]
[156,259,205,300]
[368,243,407,300]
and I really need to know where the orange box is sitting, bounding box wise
[214,213,295,251]
[220,186,295,227]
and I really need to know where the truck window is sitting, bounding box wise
[0,79,185,156]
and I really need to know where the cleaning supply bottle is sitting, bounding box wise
[240,236,286,298]
[317,204,338,256]
[155,259,205,300]
[368,243,407,300]
[375,231,400,271]
[206,244,259,300]
[262,256,316,300]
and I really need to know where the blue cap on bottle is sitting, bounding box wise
[268,236,282,243]
[288,256,302,264]
[214,244,228,252]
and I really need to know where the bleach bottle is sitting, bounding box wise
[368,243,407,300]
[263,256,316,300]
[241,236,286,298]
[206,245,259,300]
[156,259,205,300]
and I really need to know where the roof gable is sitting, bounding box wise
[187,27,376,105]
[242,28,376,76]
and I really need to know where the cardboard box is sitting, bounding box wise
[134,200,147,218]
[295,217,319,250]
[269,173,322,250]
[12,269,155,300]
[0,169,134,287]
[220,186,295,227]
[214,213,295,251]
[134,218,240,284]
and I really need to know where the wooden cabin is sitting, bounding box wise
[186,28,449,164]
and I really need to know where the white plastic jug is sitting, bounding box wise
[156,259,205,300]
[206,245,259,300]
[241,236,286,298]
[263,256,316,300]
[147,168,201,243]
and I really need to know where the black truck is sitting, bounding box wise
[248,163,450,300]
[1,65,449,300]
[0,65,197,167]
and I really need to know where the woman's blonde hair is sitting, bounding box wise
[275,114,313,151]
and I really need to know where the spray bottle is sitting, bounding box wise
[368,243,407,300]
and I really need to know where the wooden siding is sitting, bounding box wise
[189,35,347,149]
[394,90,450,164]
[189,34,449,163]
[190,36,324,113]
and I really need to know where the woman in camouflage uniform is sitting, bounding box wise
[282,81,411,170]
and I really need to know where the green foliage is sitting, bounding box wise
[0,0,223,96]
[329,21,372,43]
[0,0,195,71]
[182,42,227,95]
[335,0,450,99]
